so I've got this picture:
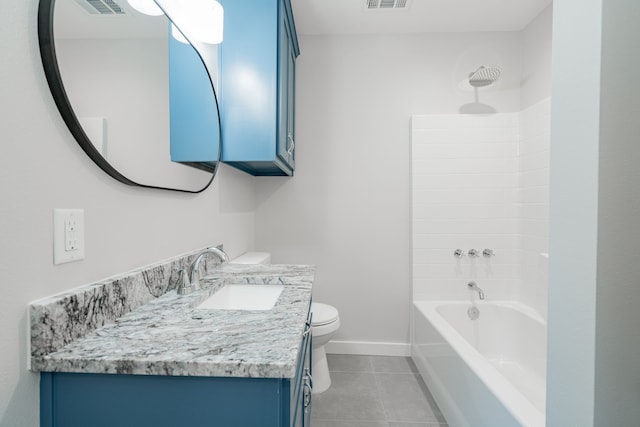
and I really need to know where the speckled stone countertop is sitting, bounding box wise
[31,264,314,378]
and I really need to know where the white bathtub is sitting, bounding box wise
[412,301,547,427]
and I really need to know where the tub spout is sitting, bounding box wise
[467,281,485,300]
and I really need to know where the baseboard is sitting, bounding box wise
[325,340,411,357]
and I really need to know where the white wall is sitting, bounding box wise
[0,0,256,425]
[548,1,640,425]
[546,0,601,425]
[255,32,523,352]
[594,0,640,424]
[521,5,553,110]
[517,98,550,318]
[518,7,552,321]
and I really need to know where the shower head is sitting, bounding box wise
[469,66,502,87]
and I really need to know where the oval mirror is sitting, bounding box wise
[38,0,221,193]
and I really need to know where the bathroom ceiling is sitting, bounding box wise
[290,0,553,35]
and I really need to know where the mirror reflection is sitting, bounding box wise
[45,0,221,192]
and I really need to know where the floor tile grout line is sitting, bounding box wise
[373,369,392,422]
[327,354,375,374]
[321,355,449,426]
[377,371,449,425]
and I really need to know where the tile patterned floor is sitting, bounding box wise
[311,355,449,427]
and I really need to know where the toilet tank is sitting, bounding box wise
[229,252,271,265]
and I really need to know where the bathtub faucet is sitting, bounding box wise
[467,281,485,300]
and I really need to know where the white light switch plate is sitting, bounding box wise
[54,209,85,264]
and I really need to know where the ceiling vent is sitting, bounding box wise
[74,0,126,15]
[366,0,409,9]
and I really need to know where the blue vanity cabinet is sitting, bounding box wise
[219,0,300,176]
[40,311,312,427]
[40,373,285,427]
[291,315,313,427]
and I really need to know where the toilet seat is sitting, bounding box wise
[311,302,339,326]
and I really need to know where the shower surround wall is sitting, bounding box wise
[411,98,550,315]
[517,99,551,317]
[411,113,520,302]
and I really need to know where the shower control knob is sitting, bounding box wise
[482,249,495,257]
[468,249,479,258]
[453,249,464,258]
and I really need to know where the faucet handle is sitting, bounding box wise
[468,249,479,257]
[189,263,204,291]
[482,249,495,257]
[453,249,464,258]
[175,269,193,295]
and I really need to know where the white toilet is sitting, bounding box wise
[310,302,340,394]
[229,252,341,394]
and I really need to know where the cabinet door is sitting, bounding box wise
[286,35,296,170]
[41,373,284,427]
[277,12,290,168]
[219,0,298,176]
[302,322,312,426]
[277,5,295,171]
[291,314,312,427]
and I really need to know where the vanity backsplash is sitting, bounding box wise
[30,246,224,361]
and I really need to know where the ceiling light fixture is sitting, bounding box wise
[127,0,163,16]
[127,0,224,45]
[186,0,224,44]
[171,23,189,44]
[156,0,224,45]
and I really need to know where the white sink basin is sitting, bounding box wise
[196,285,284,311]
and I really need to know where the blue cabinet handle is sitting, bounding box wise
[303,367,313,411]
[287,133,295,155]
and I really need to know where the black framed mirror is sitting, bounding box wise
[38,0,222,193]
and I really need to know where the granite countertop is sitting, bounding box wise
[31,263,314,379]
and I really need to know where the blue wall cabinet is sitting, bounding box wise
[169,33,221,172]
[40,311,312,427]
[219,0,300,176]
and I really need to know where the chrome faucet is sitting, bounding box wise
[177,247,229,295]
[467,281,485,300]
[482,249,495,258]
[190,247,229,286]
